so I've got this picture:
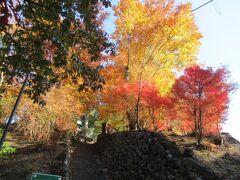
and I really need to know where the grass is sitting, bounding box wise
[0,128,16,159]
[165,131,240,179]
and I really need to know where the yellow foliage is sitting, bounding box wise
[17,85,84,137]
[114,0,202,95]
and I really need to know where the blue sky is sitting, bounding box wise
[104,0,240,140]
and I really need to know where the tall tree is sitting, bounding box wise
[0,0,113,148]
[102,81,174,131]
[0,0,113,103]
[173,65,235,145]
[112,0,201,130]
[114,0,201,95]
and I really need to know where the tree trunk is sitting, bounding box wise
[194,108,197,135]
[196,109,203,145]
[127,110,135,131]
[217,120,224,146]
[101,122,107,134]
[199,109,203,144]
[196,86,203,146]
[124,34,131,80]
[135,91,141,130]
[148,108,157,131]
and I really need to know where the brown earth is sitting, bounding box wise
[1,126,240,180]
[70,140,106,180]
[0,126,67,180]
[165,132,240,179]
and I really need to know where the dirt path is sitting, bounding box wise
[70,142,106,180]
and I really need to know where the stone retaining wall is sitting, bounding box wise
[97,131,218,180]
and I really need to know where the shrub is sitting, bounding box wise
[0,95,15,124]
[17,113,56,146]
[0,142,16,159]
[17,86,81,146]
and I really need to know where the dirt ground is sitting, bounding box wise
[0,126,67,180]
[70,140,106,180]
[165,132,240,179]
[1,126,240,180]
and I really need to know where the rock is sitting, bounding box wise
[96,131,218,180]
[184,148,194,157]
[154,172,160,179]
[139,174,145,180]
[146,175,153,180]
[169,159,181,169]
[167,153,173,160]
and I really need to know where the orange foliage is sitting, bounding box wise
[16,85,84,144]
[100,81,175,131]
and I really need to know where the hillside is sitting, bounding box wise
[165,132,240,179]
[97,131,218,180]
[1,128,240,179]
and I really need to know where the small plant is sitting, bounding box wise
[0,128,16,159]
[0,142,16,159]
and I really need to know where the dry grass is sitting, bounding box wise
[165,132,240,179]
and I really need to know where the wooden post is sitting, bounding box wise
[101,122,107,134]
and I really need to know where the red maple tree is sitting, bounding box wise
[173,65,235,144]
[102,82,175,131]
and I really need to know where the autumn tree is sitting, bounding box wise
[173,65,235,145]
[110,0,201,130]
[142,86,176,131]
[0,0,114,148]
[0,0,114,102]
[101,81,175,131]
[114,0,201,95]
[101,82,138,130]
[17,85,84,145]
